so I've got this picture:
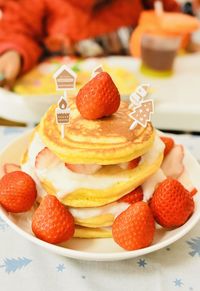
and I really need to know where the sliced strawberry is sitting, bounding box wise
[128,157,141,169]
[35,147,59,170]
[161,145,184,179]
[3,163,21,174]
[142,169,166,202]
[118,186,143,204]
[119,157,141,170]
[160,136,175,157]
[65,163,101,175]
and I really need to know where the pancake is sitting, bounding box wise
[38,100,155,165]
[42,151,162,207]
[74,226,112,238]
[21,132,164,208]
[75,214,114,228]
[70,202,129,228]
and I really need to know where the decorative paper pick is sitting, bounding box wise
[92,65,103,78]
[56,97,70,138]
[129,83,154,130]
[129,100,154,130]
[54,65,76,139]
[53,65,76,91]
[129,84,149,110]
[135,84,150,98]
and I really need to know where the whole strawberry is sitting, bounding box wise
[0,171,37,213]
[150,178,194,228]
[76,72,120,120]
[118,186,143,204]
[32,195,75,244]
[112,201,155,250]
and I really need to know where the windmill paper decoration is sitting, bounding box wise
[54,65,77,139]
[129,84,154,130]
[92,65,103,78]
[129,84,150,110]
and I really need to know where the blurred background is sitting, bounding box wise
[0,0,199,135]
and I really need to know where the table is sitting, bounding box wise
[144,53,200,132]
[0,127,200,291]
[1,54,200,132]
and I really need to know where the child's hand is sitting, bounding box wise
[0,51,21,89]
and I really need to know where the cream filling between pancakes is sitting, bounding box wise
[22,132,164,199]
[69,202,129,220]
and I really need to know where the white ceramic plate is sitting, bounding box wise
[0,131,200,261]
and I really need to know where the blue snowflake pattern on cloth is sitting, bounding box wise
[137,259,147,268]
[187,237,200,257]
[0,217,9,231]
[173,279,183,287]
[0,257,32,274]
[56,264,65,272]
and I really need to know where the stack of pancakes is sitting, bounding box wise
[21,99,164,238]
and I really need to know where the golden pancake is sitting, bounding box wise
[74,214,114,228]
[21,127,164,209]
[74,226,112,238]
[69,201,129,228]
[38,100,155,165]
[39,151,163,207]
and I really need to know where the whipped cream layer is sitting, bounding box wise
[22,132,164,199]
[20,131,196,222]
[22,134,47,199]
[70,202,129,220]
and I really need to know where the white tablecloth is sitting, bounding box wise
[0,127,200,291]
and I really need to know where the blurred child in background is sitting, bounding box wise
[0,0,181,88]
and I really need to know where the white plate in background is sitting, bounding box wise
[0,54,200,131]
[0,56,139,124]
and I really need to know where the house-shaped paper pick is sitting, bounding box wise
[53,65,76,91]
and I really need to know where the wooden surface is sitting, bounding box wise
[0,118,25,127]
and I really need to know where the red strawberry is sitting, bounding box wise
[190,187,198,197]
[118,186,143,204]
[32,195,75,244]
[0,171,37,213]
[76,72,120,120]
[161,145,184,178]
[112,201,155,250]
[119,157,141,170]
[160,136,175,157]
[65,163,101,174]
[35,147,59,169]
[149,178,194,228]
[3,163,21,174]
[128,157,141,169]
